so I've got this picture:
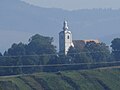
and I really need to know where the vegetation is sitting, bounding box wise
[0,69,120,90]
[0,34,120,75]
[4,34,56,56]
[0,34,119,89]
[68,41,110,63]
[0,34,57,75]
[111,38,120,61]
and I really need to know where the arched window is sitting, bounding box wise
[67,35,69,39]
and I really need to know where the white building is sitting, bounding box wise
[59,21,74,55]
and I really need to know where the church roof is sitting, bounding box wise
[72,40,86,49]
[72,39,100,49]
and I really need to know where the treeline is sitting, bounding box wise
[0,34,120,75]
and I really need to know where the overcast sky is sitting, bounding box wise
[22,0,120,10]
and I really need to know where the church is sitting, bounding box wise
[59,21,100,55]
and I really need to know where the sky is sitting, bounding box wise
[0,30,33,53]
[22,0,120,10]
[0,0,120,53]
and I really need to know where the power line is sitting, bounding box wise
[0,50,119,68]
[0,61,120,68]
[0,65,120,78]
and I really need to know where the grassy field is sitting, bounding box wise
[0,69,120,90]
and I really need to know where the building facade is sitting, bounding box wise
[59,21,74,55]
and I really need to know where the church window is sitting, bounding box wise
[67,35,69,39]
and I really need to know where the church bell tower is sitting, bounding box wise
[59,21,74,55]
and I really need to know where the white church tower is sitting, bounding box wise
[59,21,74,55]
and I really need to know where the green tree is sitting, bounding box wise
[68,46,92,63]
[26,34,56,55]
[85,41,110,62]
[5,42,26,56]
[1,34,57,74]
[111,38,120,60]
[0,52,2,56]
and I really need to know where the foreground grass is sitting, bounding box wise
[0,69,120,90]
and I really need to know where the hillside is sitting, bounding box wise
[0,69,120,90]
[1,0,120,52]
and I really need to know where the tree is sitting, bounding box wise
[26,34,56,55]
[85,41,110,62]
[67,46,92,63]
[1,34,57,74]
[111,38,120,60]
[5,42,26,56]
[0,52,2,56]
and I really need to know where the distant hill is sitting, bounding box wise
[0,69,120,90]
[0,0,120,52]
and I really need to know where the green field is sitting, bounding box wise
[0,69,120,90]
